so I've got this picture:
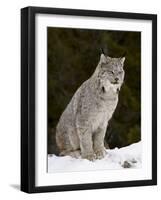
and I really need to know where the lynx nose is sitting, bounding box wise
[115,77,119,82]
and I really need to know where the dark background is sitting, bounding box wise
[47,27,141,154]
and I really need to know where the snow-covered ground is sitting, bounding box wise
[48,142,141,173]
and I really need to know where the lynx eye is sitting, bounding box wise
[108,71,114,75]
[118,71,123,74]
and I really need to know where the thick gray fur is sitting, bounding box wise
[56,54,125,161]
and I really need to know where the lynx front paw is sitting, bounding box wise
[82,153,96,161]
[95,149,106,159]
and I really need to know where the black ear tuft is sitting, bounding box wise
[100,48,105,55]
[100,46,108,56]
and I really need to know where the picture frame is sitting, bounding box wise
[21,6,157,193]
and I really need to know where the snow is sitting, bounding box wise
[48,142,141,173]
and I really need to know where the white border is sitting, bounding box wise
[35,14,152,186]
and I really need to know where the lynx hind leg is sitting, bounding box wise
[56,126,80,158]
[56,128,72,155]
[78,128,96,161]
[93,127,107,159]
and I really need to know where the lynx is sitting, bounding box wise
[56,53,125,161]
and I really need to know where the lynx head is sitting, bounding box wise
[98,53,125,86]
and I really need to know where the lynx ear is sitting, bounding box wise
[100,53,107,64]
[100,54,110,64]
[120,57,125,65]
